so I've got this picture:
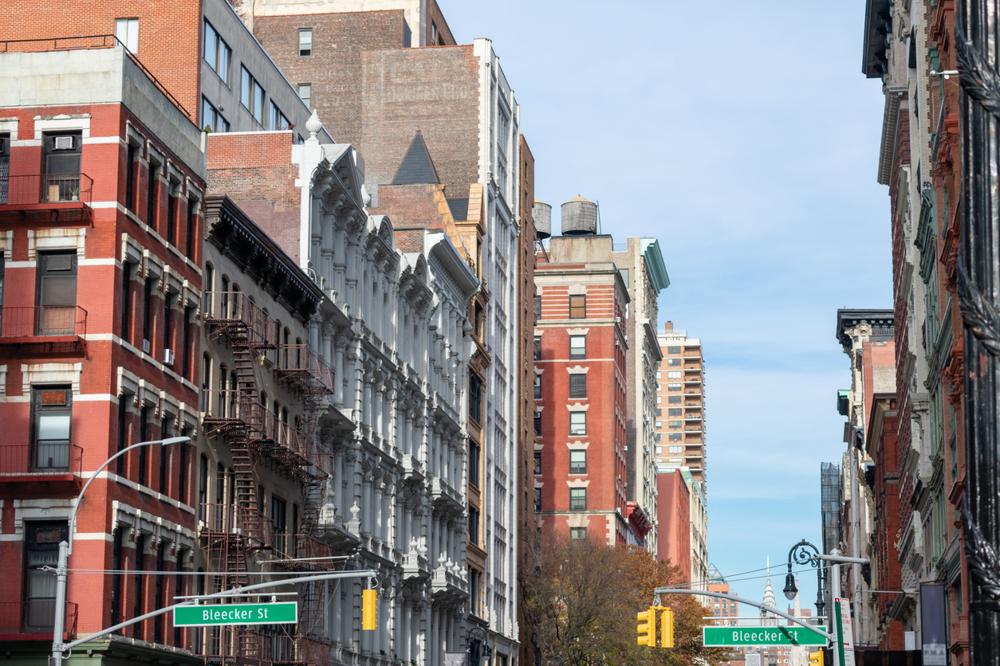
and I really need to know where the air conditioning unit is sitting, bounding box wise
[52,135,78,151]
[163,348,175,366]
[142,338,151,354]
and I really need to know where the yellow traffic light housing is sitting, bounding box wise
[808,649,824,666]
[636,607,657,647]
[658,606,674,648]
[362,588,377,631]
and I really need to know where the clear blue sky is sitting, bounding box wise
[438,1,893,614]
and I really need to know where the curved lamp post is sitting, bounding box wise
[52,436,191,666]
[783,539,825,621]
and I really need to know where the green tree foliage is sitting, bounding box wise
[521,534,730,665]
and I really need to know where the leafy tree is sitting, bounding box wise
[521,534,731,665]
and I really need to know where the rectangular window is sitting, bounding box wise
[0,132,9,204]
[32,386,71,471]
[298,28,313,56]
[36,251,77,335]
[468,506,480,544]
[570,527,586,540]
[115,18,139,53]
[203,20,231,84]
[668,395,681,404]
[158,414,172,492]
[569,374,587,399]
[533,335,541,361]
[23,522,68,630]
[173,548,187,646]
[533,295,541,320]
[569,412,587,436]
[198,454,208,522]
[533,450,541,475]
[469,374,482,425]
[533,487,542,512]
[141,276,153,351]
[153,541,166,643]
[668,445,682,453]
[667,371,682,379]
[177,437,189,503]
[42,131,81,202]
[120,261,133,342]
[137,404,150,486]
[166,179,179,245]
[667,346,681,354]
[569,488,587,511]
[298,83,312,109]
[271,495,287,553]
[133,533,146,638]
[116,395,128,474]
[240,67,265,124]
[667,358,681,366]
[533,374,541,400]
[125,141,138,212]
[181,305,194,378]
[162,291,174,359]
[569,449,587,474]
[201,97,230,133]
[186,197,198,258]
[146,156,160,228]
[668,433,682,442]
[569,294,586,319]
[533,410,542,437]
[569,335,586,359]
[468,441,480,487]
[110,528,124,628]
[668,408,682,416]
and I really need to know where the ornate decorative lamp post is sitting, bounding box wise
[783,539,825,622]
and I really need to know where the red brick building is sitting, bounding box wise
[0,40,204,666]
[534,232,629,546]
[655,469,691,581]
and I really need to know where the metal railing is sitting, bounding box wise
[0,600,77,635]
[0,173,93,207]
[0,305,88,337]
[275,344,334,393]
[201,291,275,346]
[0,443,83,476]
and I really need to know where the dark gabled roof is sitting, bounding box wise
[446,197,469,222]
[392,130,440,185]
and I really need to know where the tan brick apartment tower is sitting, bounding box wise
[534,218,631,546]
[656,322,705,479]
[243,3,529,660]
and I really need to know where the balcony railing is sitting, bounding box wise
[201,291,275,346]
[0,443,83,478]
[0,306,88,338]
[274,344,334,394]
[0,173,93,208]
[0,600,78,636]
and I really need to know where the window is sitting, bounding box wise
[186,197,199,257]
[198,454,208,522]
[569,374,587,399]
[203,20,231,84]
[271,495,287,552]
[115,18,139,53]
[36,251,77,335]
[0,132,9,204]
[569,294,586,319]
[201,97,230,133]
[569,412,586,436]
[42,131,82,202]
[120,261,133,342]
[159,414,173,492]
[32,386,71,471]
[137,404,150,485]
[146,155,160,227]
[533,374,541,400]
[468,506,480,544]
[667,371,682,379]
[162,291,174,358]
[116,394,128,474]
[533,487,542,512]
[534,295,541,320]
[23,522,68,630]
[469,374,482,424]
[533,335,541,361]
[181,305,194,378]
[668,445,682,453]
[164,179,179,245]
[240,67,265,124]
[569,335,586,359]
[298,28,313,56]
[268,101,291,131]
[298,83,312,109]
[533,410,542,437]
[133,533,146,638]
[668,395,681,404]
[468,441,480,487]
[667,346,681,354]
[177,437,189,503]
[668,383,682,392]
[569,449,587,474]
[173,548,187,646]
[533,450,541,475]
[668,408,682,416]
[141,276,153,351]
[125,141,139,213]
[569,488,587,511]
[667,358,681,366]
[669,420,682,428]
[153,541,166,643]
[668,433,682,442]
[570,527,587,540]
[110,528,124,628]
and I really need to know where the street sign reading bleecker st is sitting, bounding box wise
[173,602,298,627]
[703,625,827,647]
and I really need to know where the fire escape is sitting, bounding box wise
[200,291,336,666]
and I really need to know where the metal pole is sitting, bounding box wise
[51,436,190,666]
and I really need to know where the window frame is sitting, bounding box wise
[569,335,586,360]
[569,411,587,436]
[298,28,313,56]
[568,373,587,399]
[569,294,586,319]
[569,488,587,511]
[115,17,140,53]
[569,449,587,475]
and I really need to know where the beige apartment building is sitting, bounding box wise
[656,322,705,480]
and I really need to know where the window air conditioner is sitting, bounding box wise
[142,338,151,354]
[53,135,77,151]
[163,348,175,366]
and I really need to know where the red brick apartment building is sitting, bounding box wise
[534,231,629,545]
[0,39,204,666]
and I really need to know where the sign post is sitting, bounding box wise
[173,601,298,627]
[832,598,855,666]
[702,625,828,647]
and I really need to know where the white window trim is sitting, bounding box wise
[33,115,91,140]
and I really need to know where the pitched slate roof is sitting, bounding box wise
[392,130,440,185]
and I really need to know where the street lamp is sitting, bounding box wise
[51,435,191,666]
[784,539,825,621]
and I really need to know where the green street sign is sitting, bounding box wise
[703,625,828,647]
[173,602,298,627]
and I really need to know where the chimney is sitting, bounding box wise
[665,321,674,332]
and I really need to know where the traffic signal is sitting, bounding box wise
[657,606,674,648]
[636,607,657,647]
[808,649,824,666]
[361,588,377,631]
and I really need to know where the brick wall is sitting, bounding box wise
[656,470,691,579]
